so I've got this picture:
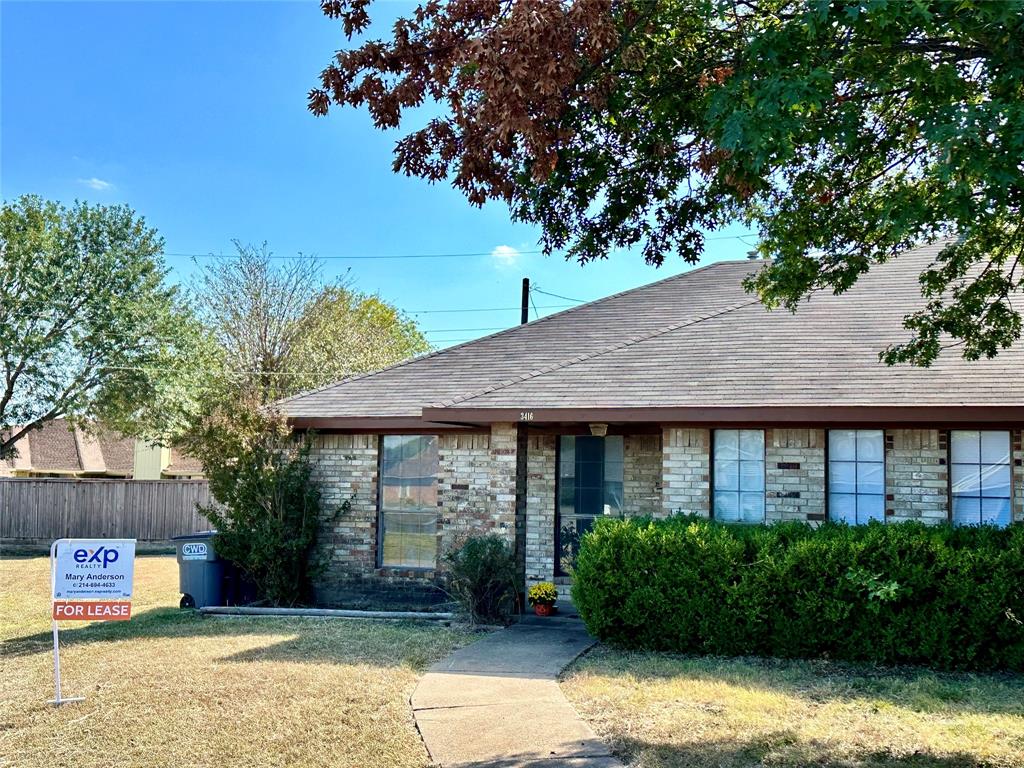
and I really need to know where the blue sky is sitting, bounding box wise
[1,0,755,348]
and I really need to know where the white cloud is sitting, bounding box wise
[490,245,521,269]
[78,177,114,191]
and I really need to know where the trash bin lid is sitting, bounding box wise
[171,530,218,541]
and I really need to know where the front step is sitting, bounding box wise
[518,612,586,627]
[522,581,581,623]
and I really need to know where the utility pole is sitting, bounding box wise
[520,278,530,325]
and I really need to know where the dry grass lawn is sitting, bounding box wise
[561,646,1024,768]
[0,556,481,768]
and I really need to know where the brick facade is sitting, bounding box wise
[437,429,514,556]
[311,424,517,606]
[524,434,557,588]
[308,423,1021,605]
[765,428,826,522]
[885,429,949,523]
[310,434,380,603]
[661,427,711,517]
[622,434,663,516]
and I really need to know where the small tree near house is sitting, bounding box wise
[181,398,335,606]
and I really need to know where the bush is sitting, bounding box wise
[184,400,332,606]
[444,534,521,624]
[572,516,1024,670]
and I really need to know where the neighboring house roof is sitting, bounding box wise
[280,241,1024,428]
[163,448,204,477]
[1,419,134,476]
[0,419,200,477]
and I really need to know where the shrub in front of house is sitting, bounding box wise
[572,515,1024,670]
[444,534,521,624]
[188,401,333,607]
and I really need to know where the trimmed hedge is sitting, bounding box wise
[571,516,1024,670]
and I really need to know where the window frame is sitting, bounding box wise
[826,429,886,525]
[376,434,440,570]
[711,429,766,523]
[555,434,625,576]
[948,429,1013,528]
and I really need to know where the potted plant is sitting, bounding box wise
[528,582,558,616]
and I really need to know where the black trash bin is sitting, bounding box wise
[172,531,223,609]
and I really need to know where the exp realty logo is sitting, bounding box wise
[72,546,120,569]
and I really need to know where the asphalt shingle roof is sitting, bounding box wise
[280,241,1024,424]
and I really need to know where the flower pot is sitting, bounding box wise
[533,603,554,617]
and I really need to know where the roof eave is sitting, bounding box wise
[288,415,483,432]
[420,404,1024,427]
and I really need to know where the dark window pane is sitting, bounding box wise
[576,487,603,516]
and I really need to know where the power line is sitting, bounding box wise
[408,303,574,314]
[422,326,506,333]
[163,249,545,261]
[532,286,588,303]
[160,232,757,262]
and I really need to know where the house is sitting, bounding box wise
[0,419,203,479]
[279,241,1024,605]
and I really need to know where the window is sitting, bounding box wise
[950,430,1011,527]
[557,435,623,575]
[713,430,765,522]
[828,429,885,524]
[379,435,439,568]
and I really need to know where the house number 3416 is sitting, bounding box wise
[519,412,534,422]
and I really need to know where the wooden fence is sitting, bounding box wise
[1,479,211,542]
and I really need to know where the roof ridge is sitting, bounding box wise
[430,296,763,409]
[276,258,750,407]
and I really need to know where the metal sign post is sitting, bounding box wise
[48,538,136,707]
[48,539,84,706]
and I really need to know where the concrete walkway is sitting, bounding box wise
[411,621,621,768]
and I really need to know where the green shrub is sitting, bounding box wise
[572,516,1024,670]
[186,401,334,606]
[444,534,521,624]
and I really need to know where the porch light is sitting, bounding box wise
[589,423,608,437]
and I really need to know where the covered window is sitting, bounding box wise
[950,430,1011,527]
[828,429,885,524]
[713,430,765,522]
[378,435,439,568]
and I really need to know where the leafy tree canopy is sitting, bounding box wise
[310,0,1024,365]
[189,241,430,403]
[0,195,217,459]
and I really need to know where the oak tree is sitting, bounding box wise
[310,0,1024,365]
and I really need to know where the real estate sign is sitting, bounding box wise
[48,538,137,706]
[52,538,136,603]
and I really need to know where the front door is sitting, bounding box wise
[556,435,624,575]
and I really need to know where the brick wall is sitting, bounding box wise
[437,424,517,555]
[310,434,379,602]
[524,433,557,587]
[661,427,710,517]
[308,423,1020,605]
[311,425,518,606]
[488,422,519,540]
[623,434,663,516]
[765,428,826,522]
[885,429,949,523]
